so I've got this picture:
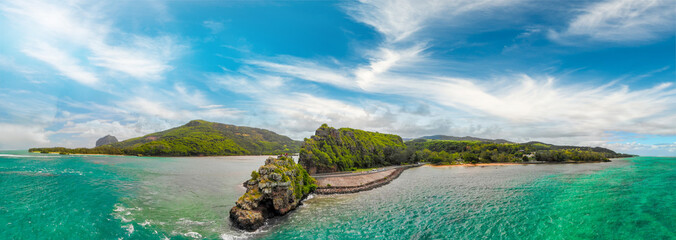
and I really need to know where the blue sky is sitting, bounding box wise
[0,0,674,156]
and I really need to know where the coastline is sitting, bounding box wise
[313,164,422,194]
[28,151,287,158]
[311,161,613,194]
[428,161,610,168]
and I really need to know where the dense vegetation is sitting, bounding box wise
[230,156,316,231]
[30,120,301,156]
[298,124,409,174]
[243,156,317,202]
[298,125,634,173]
[405,139,633,165]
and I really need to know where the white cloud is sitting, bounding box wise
[117,96,241,122]
[88,36,180,80]
[601,142,676,156]
[0,123,50,150]
[21,42,99,85]
[343,0,520,42]
[1,0,184,82]
[231,0,676,149]
[549,0,676,43]
[251,51,676,137]
[0,55,36,75]
[203,20,224,34]
[246,59,354,89]
[57,120,143,144]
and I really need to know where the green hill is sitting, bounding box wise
[405,139,635,164]
[30,120,301,156]
[298,124,409,174]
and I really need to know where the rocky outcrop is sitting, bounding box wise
[230,156,317,231]
[299,124,407,174]
[95,135,118,147]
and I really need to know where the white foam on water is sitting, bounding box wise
[183,231,202,239]
[122,224,134,235]
[221,233,255,240]
[112,203,143,224]
[61,169,84,176]
[176,218,213,226]
[113,204,142,212]
[305,194,315,200]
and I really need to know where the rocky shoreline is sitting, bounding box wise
[229,156,316,231]
[314,165,421,194]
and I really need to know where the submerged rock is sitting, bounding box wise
[230,156,317,231]
[95,135,118,147]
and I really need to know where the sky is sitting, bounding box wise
[0,0,674,156]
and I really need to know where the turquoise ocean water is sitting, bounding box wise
[0,151,673,239]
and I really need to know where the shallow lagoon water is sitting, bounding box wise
[1,151,673,239]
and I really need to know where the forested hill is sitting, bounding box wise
[30,120,301,156]
[298,124,408,174]
[406,139,635,164]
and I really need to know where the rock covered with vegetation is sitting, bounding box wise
[299,124,409,174]
[95,135,118,147]
[30,120,301,156]
[230,156,316,231]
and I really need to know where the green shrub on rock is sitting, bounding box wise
[230,156,317,231]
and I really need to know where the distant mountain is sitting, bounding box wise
[95,135,118,147]
[418,135,512,144]
[31,120,301,156]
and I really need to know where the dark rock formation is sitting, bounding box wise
[95,135,118,147]
[230,156,316,231]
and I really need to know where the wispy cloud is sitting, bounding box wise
[1,0,184,83]
[343,0,521,42]
[203,20,224,34]
[0,123,50,149]
[234,0,676,147]
[549,0,676,44]
[601,142,676,156]
[21,42,99,85]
